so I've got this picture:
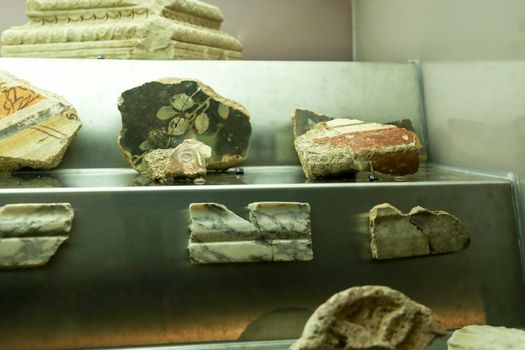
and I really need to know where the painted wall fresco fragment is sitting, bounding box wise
[118,78,251,172]
[0,70,82,172]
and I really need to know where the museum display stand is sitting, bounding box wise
[0,58,524,350]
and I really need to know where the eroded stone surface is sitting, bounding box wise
[143,139,212,180]
[290,285,446,350]
[0,70,82,172]
[0,203,73,269]
[248,202,311,239]
[369,203,470,260]
[1,0,243,60]
[188,202,313,264]
[118,78,251,171]
[294,116,420,180]
[448,325,525,350]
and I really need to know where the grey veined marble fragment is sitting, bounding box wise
[188,202,313,264]
[248,202,311,239]
[448,325,525,350]
[369,203,470,260]
[0,203,73,269]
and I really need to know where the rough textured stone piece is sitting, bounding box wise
[142,139,212,180]
[1,0,243,60]
[0,203,74,269]
[248,202,311,239]
[448,325,525,350]
[118,78,252,171]
[369,203,470,260]
[290,285,446,350]
[188,202,313,264]
[0,70,82,172]
[293,114,420,180]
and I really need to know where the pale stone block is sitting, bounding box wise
[448,325,525,350]
[272,239,313,262]
[188,240,273,264]
[0,237,68,269]
[248,202,311,240]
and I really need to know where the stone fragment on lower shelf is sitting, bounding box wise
[188,202,313,264]
[290,285,446,350]
[248,202,311,239]
[369,203,470,260]
[118,78,252,172]
[0,70,82,172]
[0,203,73,269]
[448,325,525,350]
[188,240,273,264]
[0,203,74,237]
[142,139,212,180]
[0,237,68,268]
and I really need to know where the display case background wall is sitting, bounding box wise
[354,0,525,233]
[0,0,353,61]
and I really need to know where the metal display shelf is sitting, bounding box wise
[0,59,524,350]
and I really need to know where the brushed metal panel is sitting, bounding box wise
[0,176,523,349]
[0,58,423,167]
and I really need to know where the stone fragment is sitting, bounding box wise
[188,202,314,264]
[0,70,82,172]
[369,203,470,260]
[0,203,74,269]
[290,285,446,350]
[189,203,260,242]
[142,139,212,180]
[448,325,525,350]
[0,203,74,237]
[1,0,243,60]
[248,202,311,239]
[118,78,252,171]
[188,240,273,264]
[294,116,420,180]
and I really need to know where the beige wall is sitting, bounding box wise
[0,0,353,61]
[354,0,525,62]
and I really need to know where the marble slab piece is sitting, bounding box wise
[448,325,525,350]
[248,202,311,240]
[188,202,313,264]
[1,0,243,60]
[369,203,470,260]
[188,240,273,264]
[0,203,73,269]
[0,203,73,237]
[0,237,68,269]
[272,239,313,262]
[0,70,82,172]
[290,285,446,350]
[118,78,252,171]
[189,203,260,242]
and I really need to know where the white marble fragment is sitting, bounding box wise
[248,202,311,239]
[188,240,273,264]
[448,325,525,349]
[0,203,73,269]
[272,239,313,262]
[0,203,73,237]
[188,202,314,264]
[0,237,68,268]
[189,203,260,242]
